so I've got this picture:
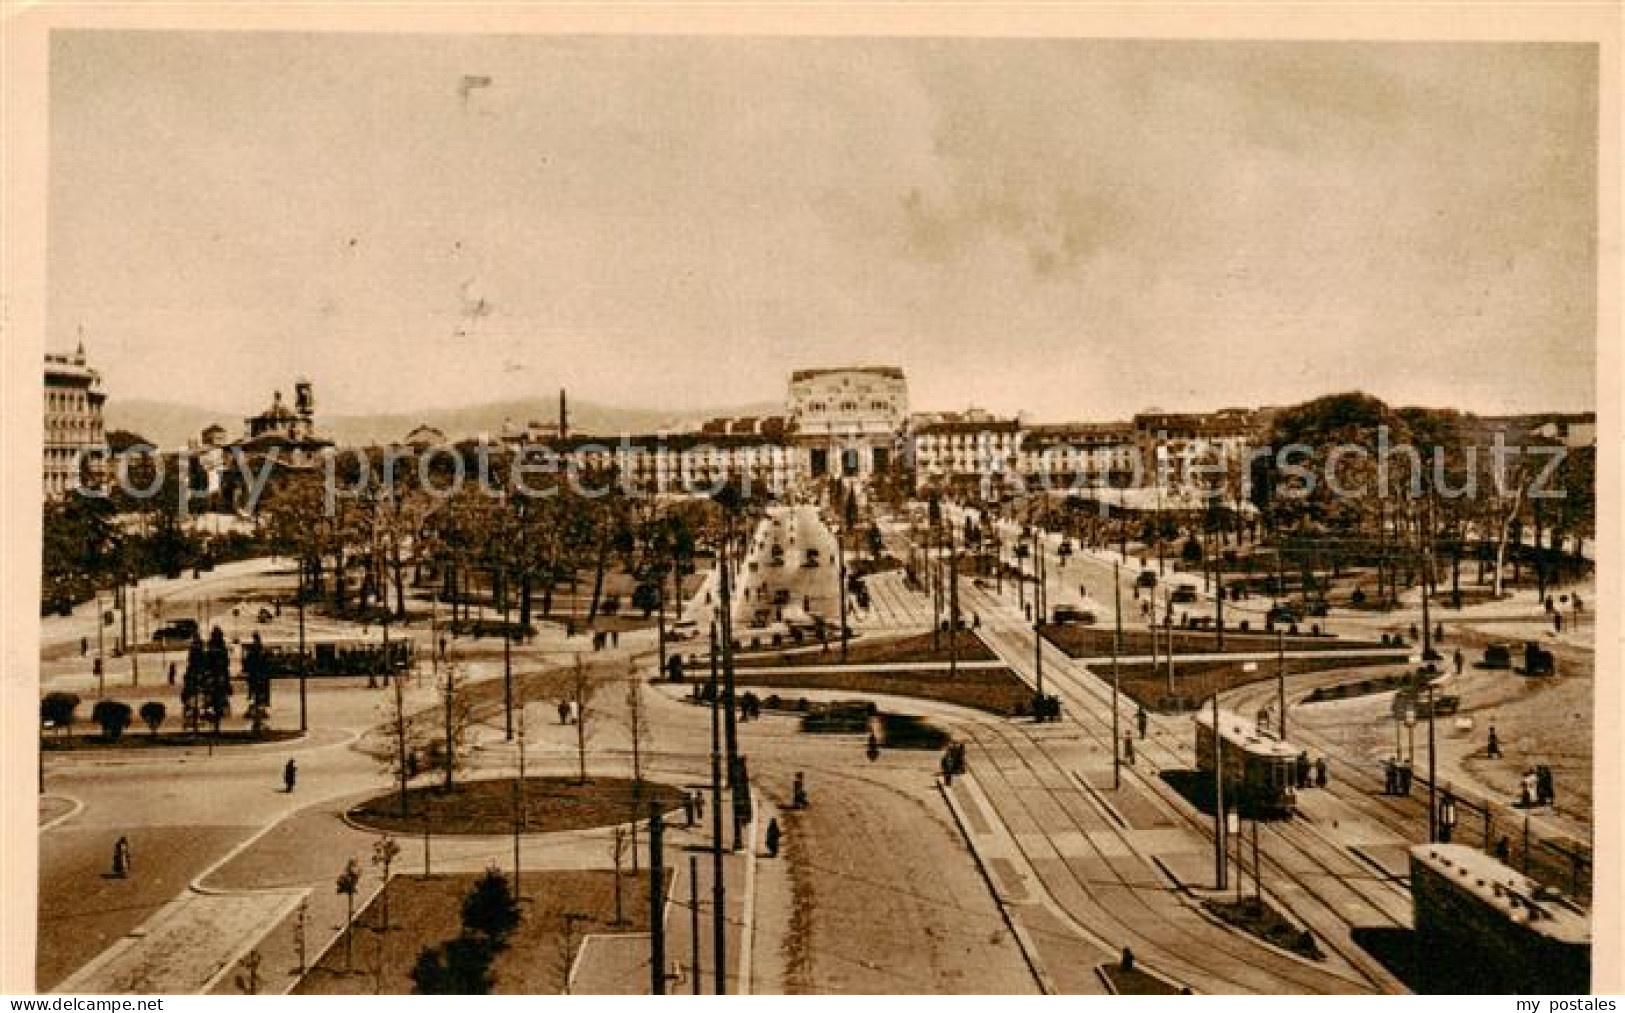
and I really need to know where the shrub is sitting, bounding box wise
[41,691,81,736]
[462,866,521,942]
[139,701,166,736]
[411,935,496,995]
[91,700,134,742]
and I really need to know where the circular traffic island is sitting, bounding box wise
[347,776,691,836]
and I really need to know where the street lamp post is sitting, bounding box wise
[1427,678,1438,842]
[297,578,308,733]
[1112,561,1123,790]
[1032,530,1046,699]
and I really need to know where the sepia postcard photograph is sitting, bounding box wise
[1,3,1618,999]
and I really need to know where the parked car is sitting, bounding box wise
[669,620,701,642]
[152,618,199,644]
[1267,603,1303,625]
[1051,605,1096,626]
[1482,643,1513,669]
[1522,641,1556,677]
[1170,584,1198,604]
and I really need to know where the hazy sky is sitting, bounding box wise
[48,32,1597,420]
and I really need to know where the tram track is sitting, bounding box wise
[954,713,1374,994]
[961,588,1409,991]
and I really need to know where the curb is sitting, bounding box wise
[935,775,1054,995]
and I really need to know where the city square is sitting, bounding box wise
[12,25,1609,998]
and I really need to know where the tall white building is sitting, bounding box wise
[43,344,108,498]
[786,366,909,479]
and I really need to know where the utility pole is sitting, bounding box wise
[503,567,514,741]
[649,796,666,994]
[297,583,308,732]
[1276,627,1286,739]
[947,523,959,679]
[1033,532,1045,698]
[837,527,849,663]
[689,855,701,994]
[1215,556,1225,650]
[707,622,727,995]
[1251,812,1261,905]
[513,706,527,898]
[1427,679,1438,842]
[1213,693,1227,891]
[1112,562,1123,790]
[716,519,739,788]
[1164,589,1175,697]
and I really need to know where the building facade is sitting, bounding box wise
[43,345,108,498]
[786,366,909,479]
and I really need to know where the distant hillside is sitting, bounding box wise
[106,396,782,450]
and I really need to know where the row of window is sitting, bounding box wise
[804,399,894,414]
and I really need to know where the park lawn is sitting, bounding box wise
[348,776,689,836]
[1041,625,1384,659]
[731,665,1031,717]
[295,868,667,995]
[1114,654,1409,712]
[731,630,993,667]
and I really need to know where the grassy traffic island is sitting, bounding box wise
[730,630,994,667]
[42,728,303,751]
[723,665,1032,717]
[1111,654,1409,713]
[1202,897,1324,961]
[295,868,667,995]
[1041,625,1387,659]
[348,776,690,836]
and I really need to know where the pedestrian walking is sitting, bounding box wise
[168,661,177,686]
[1122,730,1136,766]
[558,700,570,725]
[1453,648,1464,676]
[1544,596,1555,614]
[1554,612,1563,633]
[764,818,781,858]
[1495,836,1511,863]
[283,758,297,793]
[1314,756,1327,788]
[112,836,131,878]
[1487,725,1501,759]
[80,636,88,657]
[1136,706,1148,740]
[793,772,808,809]
[866,732,880,762]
